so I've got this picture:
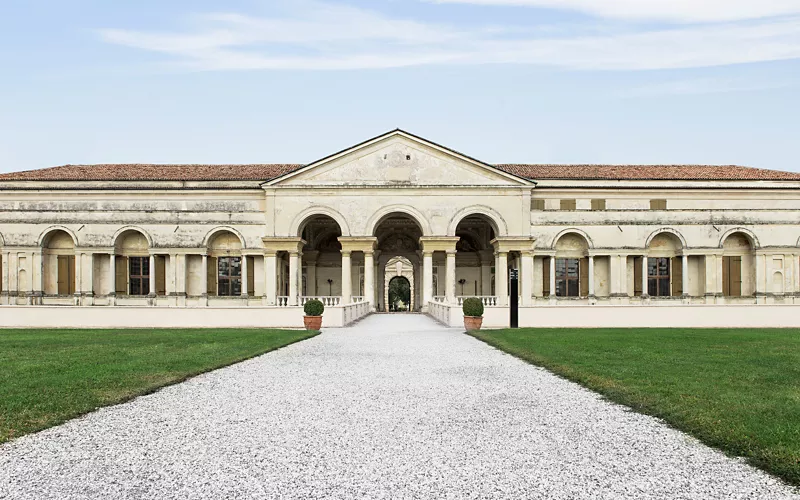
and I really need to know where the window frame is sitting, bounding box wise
[591,199,606,211]
[128,256,150,296]
[647,257,671,297]
[555,258,580,297]
[217,256,242,297]
[650,199,667,210]
[560,199,577,211]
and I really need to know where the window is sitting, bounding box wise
[647,257,671,297]
[560,199,577,210]
[129,257,149,296]
[591,199,606,211]
[556,258,580,297]
[531,199,545,211]
[218,257,242,296]
[650,199,667,210]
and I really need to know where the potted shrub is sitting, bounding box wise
[303,299,324,331]
[462,297,484,331]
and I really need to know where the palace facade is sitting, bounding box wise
[1,129,800,328]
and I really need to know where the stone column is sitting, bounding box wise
[496,251,508,305]
[549,255,556,301]
[682,254,689,296]
[754,253,765,299]
[520,250,534,306]
[479,251,493,296]
[148,254,156,298]
[422,251,433,308]
[109,253,116,304]
[1,251,9,304]
[641,255,649,298]
[704,255,716,298]
[289,251,300,306]
[588,255,595,297]
[201,254,208,300]
[716,255,724,296]
[445,250,457,303]
[609,254,621,296]
[341,250,352,304]
[265,252,277,305]
[241,253,248,297]
[364,250,375,310]
[74,251,83,302]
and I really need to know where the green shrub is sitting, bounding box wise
[462,297,484,317]
[304,299,324,316]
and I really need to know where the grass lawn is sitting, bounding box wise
[468,328,800,486]
[0,328,318,444]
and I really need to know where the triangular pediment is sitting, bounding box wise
[266,130,532,187]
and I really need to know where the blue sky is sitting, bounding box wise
[1,0,799,172]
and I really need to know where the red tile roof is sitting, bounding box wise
[0,162,799,182]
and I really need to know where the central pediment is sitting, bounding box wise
[266,130,532,187]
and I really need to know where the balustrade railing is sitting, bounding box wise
[351,296,365,303]
[457,296,500,307]
[276,296,289,307]
[300,296,341,307]
[433,296,447,303]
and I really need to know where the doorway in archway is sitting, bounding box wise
[387,276,412,312]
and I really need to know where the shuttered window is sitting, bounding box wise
[560,199,577,210]
[128,257,149,296]
[155,256,166,296]
[531,199,545,211]
[647,257,671,297]
[591,199,606,211]
[543,257,550,297]
[218,257,242,296]
[247,256,255,297]
[723,256,742,296]
[672,257,683,297]
[556,258,580,297]
[57,255,76,295]
[650,199,667,210]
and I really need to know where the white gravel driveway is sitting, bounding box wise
[1,314,797,499]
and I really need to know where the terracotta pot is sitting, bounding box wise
[304,315,322,331]
[464,316,483,331]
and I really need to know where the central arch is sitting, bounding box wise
[374,213,423,311]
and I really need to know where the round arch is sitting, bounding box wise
[366,205,432,237]
[447,206,507,237]
[290,206,351,237]
[111,226,153,248]
[550,228,594,250]
[719,227,760,250]
[203,226,246,249]
[38,225,79,247]
[645,228,687,249]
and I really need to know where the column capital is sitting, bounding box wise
[261,237,306,254]
[491,236,535,253]
[419,237,460,253]
[337,237,377,253]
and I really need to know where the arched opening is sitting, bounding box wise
[388,276,412,312]
[299,215,343,299]
[374,213,423,311]
[43,230,76,295]
[113,229,154,296]
[640,232,683,298]
[207,230,246,297]
[454,215,496,298]
[722,232,755,297]
[546,232,590,298]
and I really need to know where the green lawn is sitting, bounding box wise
[0,328,318,443]
[468,328,800,486]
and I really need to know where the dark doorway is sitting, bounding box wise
[388,276,411,312]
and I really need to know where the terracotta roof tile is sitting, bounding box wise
[0,162,799,182]
[495,164,800,181]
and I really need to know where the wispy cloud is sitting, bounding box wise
[623,77,799,98]
[97,2,800,72]
[429,0,800,23]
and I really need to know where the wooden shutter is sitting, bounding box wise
[543,257,550,297]
[672,257,683,297]
[115,256,128,294]
[633,257,642,296]
[247,256,255,297]
[560,199,576,210]
[722,256,731,296]
[57,255,69,295]
[728,256,742,297]
[579,257,589,297]
[207,257,217,295]
[155,256,166,296]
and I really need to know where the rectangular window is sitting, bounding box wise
[531,199,545,211]
[555,258,580,297]
[647,257,671,297]
[650,199,667,210]
[591,199,606,211]
[218,256,242,296]
[129,256,149,296]
[560,199,577,210]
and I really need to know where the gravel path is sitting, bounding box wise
[1,314,797,499]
